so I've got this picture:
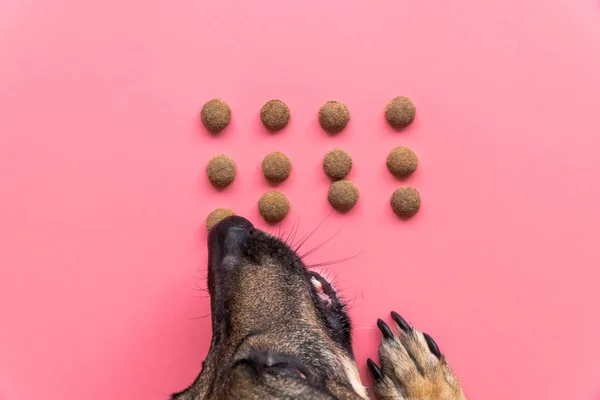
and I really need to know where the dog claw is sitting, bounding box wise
[371,312,466,400]
[391,311,410,333]
[377,318,394,340]
[367,358,383,381]
[423,332,441,358]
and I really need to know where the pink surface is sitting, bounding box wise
[1,0,600,399]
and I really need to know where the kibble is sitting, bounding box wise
[262,151,292,182]
[387,146,418,178]
[206,208,236,230]
[318,101,350,134]
[323,149,352,180]
[258,191,290,222]
[206,154,236,188]
[201,98,231,133]
[327,180,359,212]
[385,96,416,129]
[260,100,290,131]
[391,187,421,218]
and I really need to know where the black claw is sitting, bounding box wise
[391,311,411,333]
[367,358,384,381]
[423,332,441,358]
[377,318,394,339]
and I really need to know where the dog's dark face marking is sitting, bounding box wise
[172,216,367,399]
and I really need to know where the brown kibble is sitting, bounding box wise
[201,99,231,132]
[206,208,236,230]
[318,101,350,134]
[258,191,290,222]
[262,151,292,182]
[323,149,352,180]
[206,154,236,188]
[385,96,416,128]
[327,180,359,212]
[260,100,290,131]
[391,187,421,218]
[387,146,418,178]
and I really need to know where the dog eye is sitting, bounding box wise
[310,275,335,308]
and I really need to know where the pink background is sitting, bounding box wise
[1,0,600,399]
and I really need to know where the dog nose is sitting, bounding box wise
[208,216,255,263]
[211,215,254,235]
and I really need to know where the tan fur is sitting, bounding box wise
[373,323,465,400]
[342,358,369,399]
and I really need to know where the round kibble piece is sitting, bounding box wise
[391,187,421,218]
[323,149,352,180]
[201,98,231,132]
[318,101,350,134]
[206,154,236,187]
[327,180,359,212]
[258,191,290,222]
[206,208,236,231]
[387,146,418,178]
[385,96,416,128]
[262,151,292,182]
[260,100,290,131]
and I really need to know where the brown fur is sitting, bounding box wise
[172,216,465,399]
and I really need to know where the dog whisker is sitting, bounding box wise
[185,283,209,293]
[287,218,297,243]
[296,229,341,261]
[187,313,212,320]
[289,217,301,246]
[306,253,360,269]
[283,217,300,245]
[293,212,331,252]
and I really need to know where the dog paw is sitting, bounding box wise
[367,312,466,400]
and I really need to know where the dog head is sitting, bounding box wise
[172,216,366,399]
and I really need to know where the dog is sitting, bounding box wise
[171,216,466,399]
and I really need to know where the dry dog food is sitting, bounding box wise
[207,154,236,187]
[260,100,290,131]
[385,96,416,128]
[258,191,290,222]
[318,101,350,134]
[387,146,418,178]
[391,187,421,218]
[201,98,231,132]
[262,151,292,182]
[328,180,359,212]
[323,149,352,180]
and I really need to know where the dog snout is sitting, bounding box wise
[210,215,254,238]
[208,216,255,268]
